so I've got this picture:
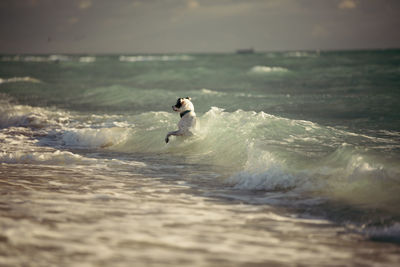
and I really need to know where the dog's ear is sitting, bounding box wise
[185,97,191,101]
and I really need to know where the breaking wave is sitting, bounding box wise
[0,76,41,84]
[61,127,130,148]
[0,55,96,63]
[249,66,289,74]
[119,55,193,62]
[284,51,319,58]
[0,98,60,129]
[200,88,227,96]
[0,150,97,165]
[362,223,400,243]
[1,98,400,230]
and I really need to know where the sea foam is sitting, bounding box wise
[0,150,97,165]
[0,99,58,129]
[62,127,130,148]
[250,66,289,74]
[0,76,41,84]
[119,55,193,62]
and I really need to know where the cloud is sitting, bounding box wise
[186,0,199,10]
[78,0,92,10]
[0,0,39,8]
[338,0,357,9]
[26,0,39,6]
[170,0,245,23]
[68,17,79,25]
[312,25,329,38]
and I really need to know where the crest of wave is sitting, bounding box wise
[249,65,289,74]
[226,143,309,191]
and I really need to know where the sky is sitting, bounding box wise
[0,0,399,54]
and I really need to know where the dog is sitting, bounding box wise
[165,97,197,143]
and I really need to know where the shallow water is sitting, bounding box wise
[2,153,400,267]
[1,51,400,266]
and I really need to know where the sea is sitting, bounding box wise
[0,50,400,266]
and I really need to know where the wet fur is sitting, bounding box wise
[165,97,197,143]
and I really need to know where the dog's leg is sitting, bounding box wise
[165,130,184,143]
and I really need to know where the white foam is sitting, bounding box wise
[0,150,97,165]
[0,98,69,130]
[62,127,130,148]
[226,144,306,191]
[234,92,266,98]
[250,66,289,74]
[18,56,48,62]
[48,55,70,62]
[284,51,317,58]
[201,88,226,96]
[79,56,96,63]
[0,104,49,129]
[228,167,300,191]
[0,76,41,84]
[119,55,193,62]
[0,55,70,62]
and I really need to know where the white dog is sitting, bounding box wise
[165,97,197,143]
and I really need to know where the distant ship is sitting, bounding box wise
[236,48,254,54]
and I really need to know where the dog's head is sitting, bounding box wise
[172,97,194,112]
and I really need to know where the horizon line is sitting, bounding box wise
[1,47,400,56]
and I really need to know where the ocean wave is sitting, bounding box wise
[0,55,96,63]
[284,51,318,58]
[0,102,52,129]
[0,97,70,130]
[0,55,71,62]
[227,164,300,191]
[64,105,400,210]
[0,55,48,62]
[61,127,131,148]
[249,66,289,74]
[119,55,193,62]
[79,56,96,63]
[361,223,400,243]
[181,108,400,215]
[0,76,41,84]
[0,147,146,169]
[200,88,226,96]
[227,144,399,191]
[2,100,399,217]
[234,92,266,98]
[0,150,97,165]
[225,142,312,192]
